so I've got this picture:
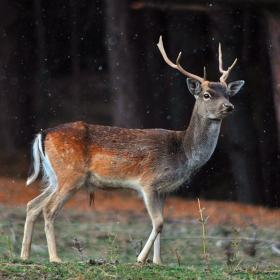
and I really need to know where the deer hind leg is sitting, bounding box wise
[21,191,53,260]
[153,193,166,264]
[137,189,164,263]
[42,182,82,262]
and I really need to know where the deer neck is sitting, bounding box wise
[183,104,222,171]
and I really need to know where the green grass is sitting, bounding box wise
[0,259,280,279]
[0,205,280,279]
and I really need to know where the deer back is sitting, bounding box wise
[42,121,189,192]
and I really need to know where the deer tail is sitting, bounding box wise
[26,133,58,194]
[26,134,44,186]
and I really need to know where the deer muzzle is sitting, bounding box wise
[223,102,234,112]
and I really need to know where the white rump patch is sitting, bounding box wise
[41,152,58,194]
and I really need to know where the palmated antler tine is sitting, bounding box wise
[157,36,205,83]
[219,43,237,83]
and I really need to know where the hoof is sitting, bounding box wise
[137,258,152,264]
[50,257,62,263]
[153,257,163,264]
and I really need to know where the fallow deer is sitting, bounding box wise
[21,36,244,263]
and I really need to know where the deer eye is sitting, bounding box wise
[203,92,211,100]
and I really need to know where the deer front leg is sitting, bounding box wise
[137,189,164,263]
[21,191,51,260]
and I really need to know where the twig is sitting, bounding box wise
[173,248,181,266]
[232,255,246,273]
[129,235,142,258]
[230,228,240,264]
[72,236,85,261]
[197,198,211,273]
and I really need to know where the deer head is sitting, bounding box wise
[157,36,245,120]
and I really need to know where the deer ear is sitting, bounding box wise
[186,78,201,96]
[228,80,245,97]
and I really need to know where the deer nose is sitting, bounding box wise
[223,102,234,112]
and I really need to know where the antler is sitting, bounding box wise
[157,36,206,83]
[219,43,237,83]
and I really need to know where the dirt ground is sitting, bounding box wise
[1,176,280,229]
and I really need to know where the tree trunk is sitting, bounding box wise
[135,9,167,129]
[70,3,81,120]
[34,0,49,129]
[266,11,280,150]
[0,0,17,154]
[105,0,141,128]
[264,10,280,206]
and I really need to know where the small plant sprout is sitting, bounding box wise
[105,233,119,264]
[226,228,246,274]
[197,198,211,272]
[230,228,240,264]
[129,235,142,259]
[173,248,181,266]
[72,236,85,261]
[1,229,13,259]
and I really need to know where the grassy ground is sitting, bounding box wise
[0,259,280,280]
[0,177,280,279]
[1,205,280,266]
[0,204,280,279]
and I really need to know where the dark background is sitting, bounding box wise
[1,0,280,206]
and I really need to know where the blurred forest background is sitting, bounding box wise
[0,0,280,207]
